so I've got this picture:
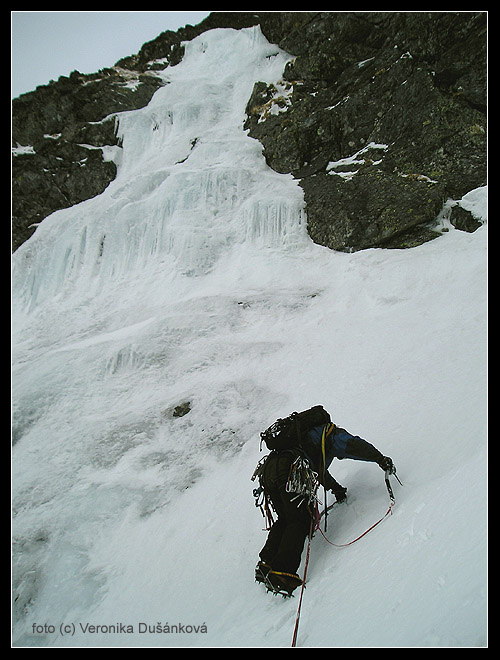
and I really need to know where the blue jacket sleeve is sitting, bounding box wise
[331,426,384,464]
[305,425,384,490]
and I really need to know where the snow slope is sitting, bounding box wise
[11,27,487,647]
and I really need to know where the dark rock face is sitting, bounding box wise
[12,68,167,251]
[11,16,254,252]
[12,12,486,253]
[246,11,487,251]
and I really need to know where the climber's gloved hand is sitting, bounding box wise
[379,456,396,474]
[331,485,347,503]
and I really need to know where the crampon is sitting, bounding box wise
[255,562,302,599]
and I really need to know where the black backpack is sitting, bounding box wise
[260,405,331,452]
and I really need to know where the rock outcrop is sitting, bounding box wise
[245,11,487,250]
[12,11,486,252]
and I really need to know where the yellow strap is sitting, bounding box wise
[269,570,302,581]
[321,423,335,469]
[321,428,326,466]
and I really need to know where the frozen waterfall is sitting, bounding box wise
[12,27,308,315]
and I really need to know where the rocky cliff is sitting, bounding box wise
[12,11,486,252]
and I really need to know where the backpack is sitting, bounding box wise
[260,405,331,452]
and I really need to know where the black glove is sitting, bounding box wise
[331,485,347,503]
[379,456,396,474]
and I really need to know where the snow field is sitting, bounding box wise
[12,26,487,647]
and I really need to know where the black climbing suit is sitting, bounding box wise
[258,423,386,575]
[258,450,311,575]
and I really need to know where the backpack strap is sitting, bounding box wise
[320,423,335,478]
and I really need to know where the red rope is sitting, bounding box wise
[317,500,394,548]
[291,517,314,647]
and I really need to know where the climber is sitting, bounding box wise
[255,412,396,596]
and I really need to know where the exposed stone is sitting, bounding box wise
[450,205,483,233]
[12,68,165,251]
[172,402,192,418]
[12,11,486,253]
[302,168,444,251]
[244,11,486,251]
